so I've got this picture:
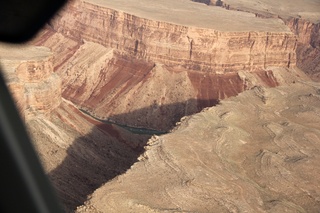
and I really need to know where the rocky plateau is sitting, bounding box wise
[0,0,320,212]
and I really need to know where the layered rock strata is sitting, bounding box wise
[218,0,320,80]
[33,37,292,131]
[286,18,320,80]
[50,0,296,73]
[28,0,304,130]
[0,44,61,119]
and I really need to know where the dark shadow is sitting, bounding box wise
[191,0,212,6]
[48,123,149,212]
[105,99,219,131]
[103,98,219,132]
[48,98,219,212]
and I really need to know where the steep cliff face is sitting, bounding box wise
[38,39,286,131]
[28,0,302,130]
[218,0,320,80]
[0,44,61,119]
[50,0,296,73]
[286,18,320,80]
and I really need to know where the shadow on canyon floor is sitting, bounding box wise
[107,98,219,131]
[48,98,219,212]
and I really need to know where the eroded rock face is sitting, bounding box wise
[0,44,61,119]
[286,18,320,80]
[49,0,296,73]
[218,0,320,80]
[26,0,303,131]
[32,30,296,130]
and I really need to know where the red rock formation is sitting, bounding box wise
[49,0,296,73]
[27,0,299,130]
[40,39,284,131]
[216,0,320,80]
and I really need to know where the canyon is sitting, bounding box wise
[1,0,320,212]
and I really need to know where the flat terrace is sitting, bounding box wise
[0,43,52,73]
[223,0,320,23]
[85,0,291,32]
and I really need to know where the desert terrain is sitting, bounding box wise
[1,0,320,212]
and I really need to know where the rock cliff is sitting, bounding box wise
[34,35,296,131]
[0,42,150,213]
[219,0,320,80]
[286,18,320,80]
[50,0,296,73]
[0,44,61,119]
[30,0,303,130]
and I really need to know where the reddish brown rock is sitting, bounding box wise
[49,0,296,73]
[218,0,320,80]
[286,18,320,81]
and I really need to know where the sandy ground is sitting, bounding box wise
[0,43,52,72]
[85,0,290,32]
[0,43,51,61]
[222,0,320,22]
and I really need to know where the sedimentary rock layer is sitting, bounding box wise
[31,28,305,130]
[47,40,294,131]
[286,18,320,80]
[50,0,296,72]
[218,0,320,80]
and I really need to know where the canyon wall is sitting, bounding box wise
[285,18,320,80]
[29,0,305,130]
[35,38,288,131]
[218,0,320,80]
[0,45,61,120]
[50,0,296,73]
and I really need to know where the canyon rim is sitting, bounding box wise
[1,0,320,212]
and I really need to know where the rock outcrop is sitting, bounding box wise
[50,0,296,73]
[0,44,61,120]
